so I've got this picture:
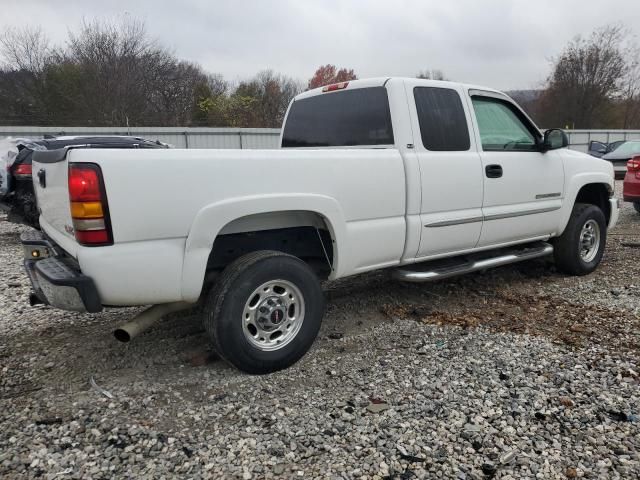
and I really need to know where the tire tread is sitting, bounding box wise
[202,250,324,373]
[204,250,284,365]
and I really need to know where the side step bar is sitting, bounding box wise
[392,242,553,283]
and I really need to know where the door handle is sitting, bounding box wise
[485,164,503,178]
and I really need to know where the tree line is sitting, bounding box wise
[0,19,638,129]
[0,19,358,128]
[525,25,640,129]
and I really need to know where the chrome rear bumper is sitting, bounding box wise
[21,230,102,313]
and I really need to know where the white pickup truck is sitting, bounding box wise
[22,78,618,373]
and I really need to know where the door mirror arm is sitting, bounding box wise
[537,138,549,153]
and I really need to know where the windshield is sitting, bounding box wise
[612,141,640,155]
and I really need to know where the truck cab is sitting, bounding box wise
[281,78,616,264]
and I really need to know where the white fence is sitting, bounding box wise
[566,130,640,153]
[0,126,282,149]
[1,126,640,151]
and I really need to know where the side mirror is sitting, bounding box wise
[542,129,569,152]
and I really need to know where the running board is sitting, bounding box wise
[392,242,553,283]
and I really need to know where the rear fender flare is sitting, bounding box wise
[180,194,345,301]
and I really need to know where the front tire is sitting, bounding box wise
[552,203,607,275]
[634,202,640,215]
[203,251,325,374]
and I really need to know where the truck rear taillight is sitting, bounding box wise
[14,164,32,178]
[68,163,113,246]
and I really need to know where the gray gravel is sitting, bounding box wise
[1,181,639,479]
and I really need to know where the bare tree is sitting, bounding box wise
[620,43,640,128]
[0,26,54,124]
[539,25,627,128]
[231,70,302,127]
[64,18,163,125]
[0,26,51,73]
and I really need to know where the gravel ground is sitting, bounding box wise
[1,182,639,479]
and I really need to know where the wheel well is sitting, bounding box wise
[575,183,611,223]
[206,211,334,279]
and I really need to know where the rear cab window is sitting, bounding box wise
[282,87,394,148]
[413,87,470,151]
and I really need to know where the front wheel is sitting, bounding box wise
[203,251,325,374]
[634,202,640,215]
[552,203,607,275]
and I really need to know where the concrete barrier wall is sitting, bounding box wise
[0,126,282,149]
[565,130,640,153]
[2,126,640,152]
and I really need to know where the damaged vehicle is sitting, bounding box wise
[1,135,168,228]
[588,139,624,158]
[0,137,44,226]
[21,78,618,374]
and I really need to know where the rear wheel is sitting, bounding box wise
[203,251,325,374]
[634,202,640,214]
[552,203,606,275]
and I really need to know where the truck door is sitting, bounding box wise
[467,91,564,247]
[404,80,484,259]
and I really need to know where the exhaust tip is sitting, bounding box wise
[113,302,192,344]
[113,329,131,343]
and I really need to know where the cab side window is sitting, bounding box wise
[414,87,470,151]
[471,97,537,151]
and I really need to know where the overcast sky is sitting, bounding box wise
[2,0,639,91]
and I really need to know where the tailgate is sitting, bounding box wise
[32,149,76,248]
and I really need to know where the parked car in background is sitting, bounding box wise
[0,138,38,201]
[623,155,640,214]
[588,140,625,158]
[0,136,169,228]
[597,140,640,180]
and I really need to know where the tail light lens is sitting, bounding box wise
[627,156,640,172]
[68,163,112,246]
[14,163,32,178]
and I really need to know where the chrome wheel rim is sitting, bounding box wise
[579,219,600,263]
[242,280,305,351]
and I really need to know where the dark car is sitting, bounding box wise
[588,139,625,158]
[0,135,169,228]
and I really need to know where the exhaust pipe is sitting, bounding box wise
[113,302,192,343]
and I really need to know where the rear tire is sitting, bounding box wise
[552,203,606,275]
[203,250,325,374]
[634,202,640,215]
